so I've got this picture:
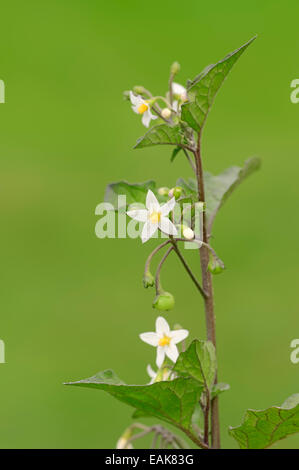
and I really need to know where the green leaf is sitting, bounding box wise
[229,394,299,449]
[176,176,197,198]
[173,340,217,391]
[204,157,261,232]
[177,157,260,231]
[104,180,156,210]
[65,369,204,446]
[171,147,182,163]
[181,36,257,132]
[134,124,186,150]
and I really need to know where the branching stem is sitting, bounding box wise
[170,239,207,299]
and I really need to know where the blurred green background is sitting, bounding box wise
[0,0,299,449]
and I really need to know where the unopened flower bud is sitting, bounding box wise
[170,61,180,76]
[143,270,155,288]
[155,366,172,383]
[133,85,146,94]
[157,186,170,197]
[153,291,175,311]
[116,428,134,449]
[161,108,172,119]
[176,224,194,240]
[182,226,194,240]
[208,257,225,275]
[168,186,183,199]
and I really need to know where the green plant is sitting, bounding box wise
[65,37,299,449]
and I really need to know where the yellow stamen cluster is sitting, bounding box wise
[138,103,148,114]
[149,211,161,224]
[159,335,171,347]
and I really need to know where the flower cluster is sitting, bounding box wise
[129,80,188,128]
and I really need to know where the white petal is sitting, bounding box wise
[139,332,159,346]
[131,105,139,114]
[141,221,158,243]
[165,343,179,363]
[146,190,160,211]
[146,364,156,379]
[149,110,158,120]
[130,91,141,106]
[171,329,189,344]
[126,209,148,222]
[172,82,186,96]
[172,100,179,112]
[160,197,176,216]
[156,316,170,336]
[156,346,165,368]
[142,111,151,127]
[159,217,178,236]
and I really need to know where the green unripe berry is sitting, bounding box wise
[208,258,225,275]
[153,292,175,311]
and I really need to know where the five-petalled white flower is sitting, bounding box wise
[140,316,189,368]
[127,189,178,243]
[130,91,158,128]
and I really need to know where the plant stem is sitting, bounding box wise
[174,238,224,269]
[183,148,196,174]
[144,240,171,276]
[170,239,206,299]
[155,246,174,294]
[204,393,210,446]
[193,132,221,449]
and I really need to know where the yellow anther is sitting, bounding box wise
[159,335,171,347]
[138,103,148,114]
[149,211,161,224]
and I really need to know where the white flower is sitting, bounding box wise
[172,82,188,102]
[130,91,158,128]
[127,189,178,243]
[140,316,189,368]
